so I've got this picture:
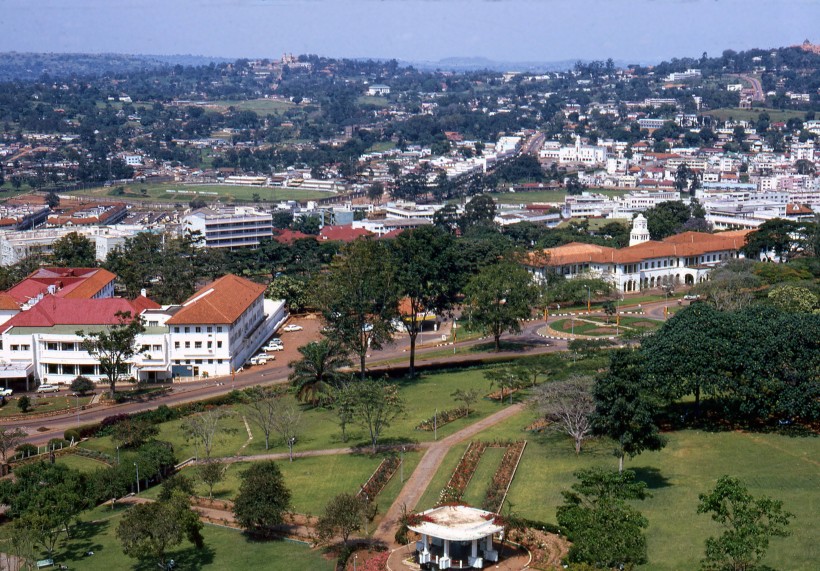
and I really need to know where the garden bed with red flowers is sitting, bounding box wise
[437,440,487,504]
[481,440,527,513]
[357,455,401,500]
[415,407,467,431]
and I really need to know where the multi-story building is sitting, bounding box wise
[184,206,273,249]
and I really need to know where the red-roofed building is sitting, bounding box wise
[318,225,373,242]
[6,268,116,307]
[272,229,312,244]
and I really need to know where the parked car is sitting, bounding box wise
[36,384,60,394]
[249,354,272,366]
[281,324,303,332]
[683,294,700,301]
[263,342,284,352]
[0,388,13,397]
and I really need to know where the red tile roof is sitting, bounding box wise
[318,225,373,242]
[166,274,266,325]
[1,296,159,332]
[272,229,312,244]
[6,268,115,304]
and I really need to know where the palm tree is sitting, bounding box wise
[288,340,352,406]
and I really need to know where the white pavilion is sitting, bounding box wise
[407,505,504,569]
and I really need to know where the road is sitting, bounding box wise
[737,73,764,102]
[6,299,684,447]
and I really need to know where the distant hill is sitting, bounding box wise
[402,56,653,72]
[0,52,231,81]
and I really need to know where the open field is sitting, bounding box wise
[464,410,820,571]
[489,188,627,205]
[701,107,806,123]
[205,98,295,115]
[74,182,332,203]
[0,395,93,418]
[15,503,333,571]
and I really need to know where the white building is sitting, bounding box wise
[184,206,273,249]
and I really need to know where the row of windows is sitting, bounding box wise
[173,340,222,350]
[10,344,30,351]
[140,345,164,352]
[173,359,223,365]
[172,326,223,334]
[45,363,103,376]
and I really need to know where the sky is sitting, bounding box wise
[2,0,820,65]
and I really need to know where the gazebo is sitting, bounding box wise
[407,505,504,569]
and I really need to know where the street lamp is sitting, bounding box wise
[75,393,80,427]
[116,445,120,465]
[134,462,140,494]
[585,285,591,313]
[400,446,406,483]
[287,437,296,462]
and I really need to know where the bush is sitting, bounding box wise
[17,395,31,413]
[70,375,95,396]
[64,429,81,443]
[14,443,37,459]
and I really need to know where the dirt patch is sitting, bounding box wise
[508,529,570,570]
[630,320,658,329]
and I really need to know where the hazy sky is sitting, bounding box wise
[3,0,819,64]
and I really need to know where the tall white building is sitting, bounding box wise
[184,206,273,249]
[629,214,651,246]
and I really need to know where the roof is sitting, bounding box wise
[5,268,116,304]
[166,274,266,325]
[1,296,159,332]
[407,505,504,542]
[527,230,752,267]
[0,293,20,311]
[318,225,373,242]
[272,229,312,244]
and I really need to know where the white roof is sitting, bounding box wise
[407,505,504,542]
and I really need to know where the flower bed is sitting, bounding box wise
[357,455,401,500]
[481,441,526,513]
[437,441,487,505]
[415,407,467,431]
[486,387,522,402]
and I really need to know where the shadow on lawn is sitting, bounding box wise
[132,545,215,571]
[632,466,672,490]
[54,520,108,564]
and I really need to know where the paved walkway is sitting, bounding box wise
[373,403,525,545]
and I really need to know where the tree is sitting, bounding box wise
[591,349,666,472]
[464,260,538,351]
[485,367,523,405]
[741,218,804,262]
[0,427,26,464]
[17,395,30,413]
[332,382,357,443]
[644,200,693,240]
[317,238,399,379]
[198,460,226,500]
[602,300,616,323]
[50,231,96,267]
[45,191,60,209]
[91,464,131,510]
[367,181,384,204]
[269,398,302,458]
[182,408,234,460]
[69,375,95,396]
[233,461,291,537]
[565,174,587,196]
[391,226,460,378]
[316,492,369,544]
[697,476,793,571]
[77,310,145,398]
[532,376,595,455]
[111,418,159,449]
[117,491,204,568]
[767,283,817,313]
[459,194,497,232]
[288,340,351,405]
[267,275,312,313]
[242,387,279,450]
[557,467,649,569]
[350,380,405,453]
[451,388,480,416]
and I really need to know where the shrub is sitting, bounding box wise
[64,429,81,443]
[14,443,37,459]
[17,395,31,413]
[70,375,95,396]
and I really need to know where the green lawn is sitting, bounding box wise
[461,446,506,507]
[26,503,333,571]
[56,453,111,474]
[551,318,617,337]
[701,107,806,123]
[416,443,469,511]
[461,410,820,571]
[0,395,93,418]
[208,98,295,115]
[74,182,332,203]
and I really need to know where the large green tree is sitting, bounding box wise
[741,218,806,262]
[697,476,793,571]
[288,340,351,406]
[316,492,370,544]
[317,238,399,379]
[464,259,538,351]
[591,349,666,472]
[349,380,405,453]
[391,226,460,378]
[77,310,145,398]
[233,461,291,537]
[556,467,650,569]
[50,231,97,267]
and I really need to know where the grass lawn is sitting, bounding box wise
[56,453,112,474]
[25,503,333,571]
[551,318,617,337]
[208,98,295,115]
[74,182,332,203]
[461,446,506,507]
[0,395,93,418]
[702,107,806,123]
[488,188,627,205]
[461,409,820,571]
[416,443,469,511]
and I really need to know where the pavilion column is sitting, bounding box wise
[443,539,450,559]
[471,539,478,558]
[422,534,429,552]
[485,535,493,551]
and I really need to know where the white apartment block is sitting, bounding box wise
[184,206,273,249]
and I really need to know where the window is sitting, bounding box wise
[185,360,191,364]
[195,359,202,364]
[10,345,19,351]
[174,360,181,365]
[217,359,223,364]
[80,364,95,375]
[217,341,222,349]
[208,359,213,364]
[141,345,151,352]
[63,364,77,375]
[194,342,202,349]
[152,345,162,351]
[148,321,158,327]
[47,363,59,374]
[47,342,58,351]
[61,343,74,351]
[174,342,180,349]
[195,327,201,333]
[174,327,180,333]
[207,327,212,333]
[207,341,212,349]
[184,327,190,333]
[185,341,191,349]
[21,345,29,351]
[216,327,223,333]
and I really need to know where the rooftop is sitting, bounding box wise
[407,505,504,542]
[166,274,265,325]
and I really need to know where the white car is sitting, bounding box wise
[263,342,284,352]
[249,354,272,366]
[282,324,303,332]
[36,384,60,394]
[683,294,700,301]
[0,388,12,397]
